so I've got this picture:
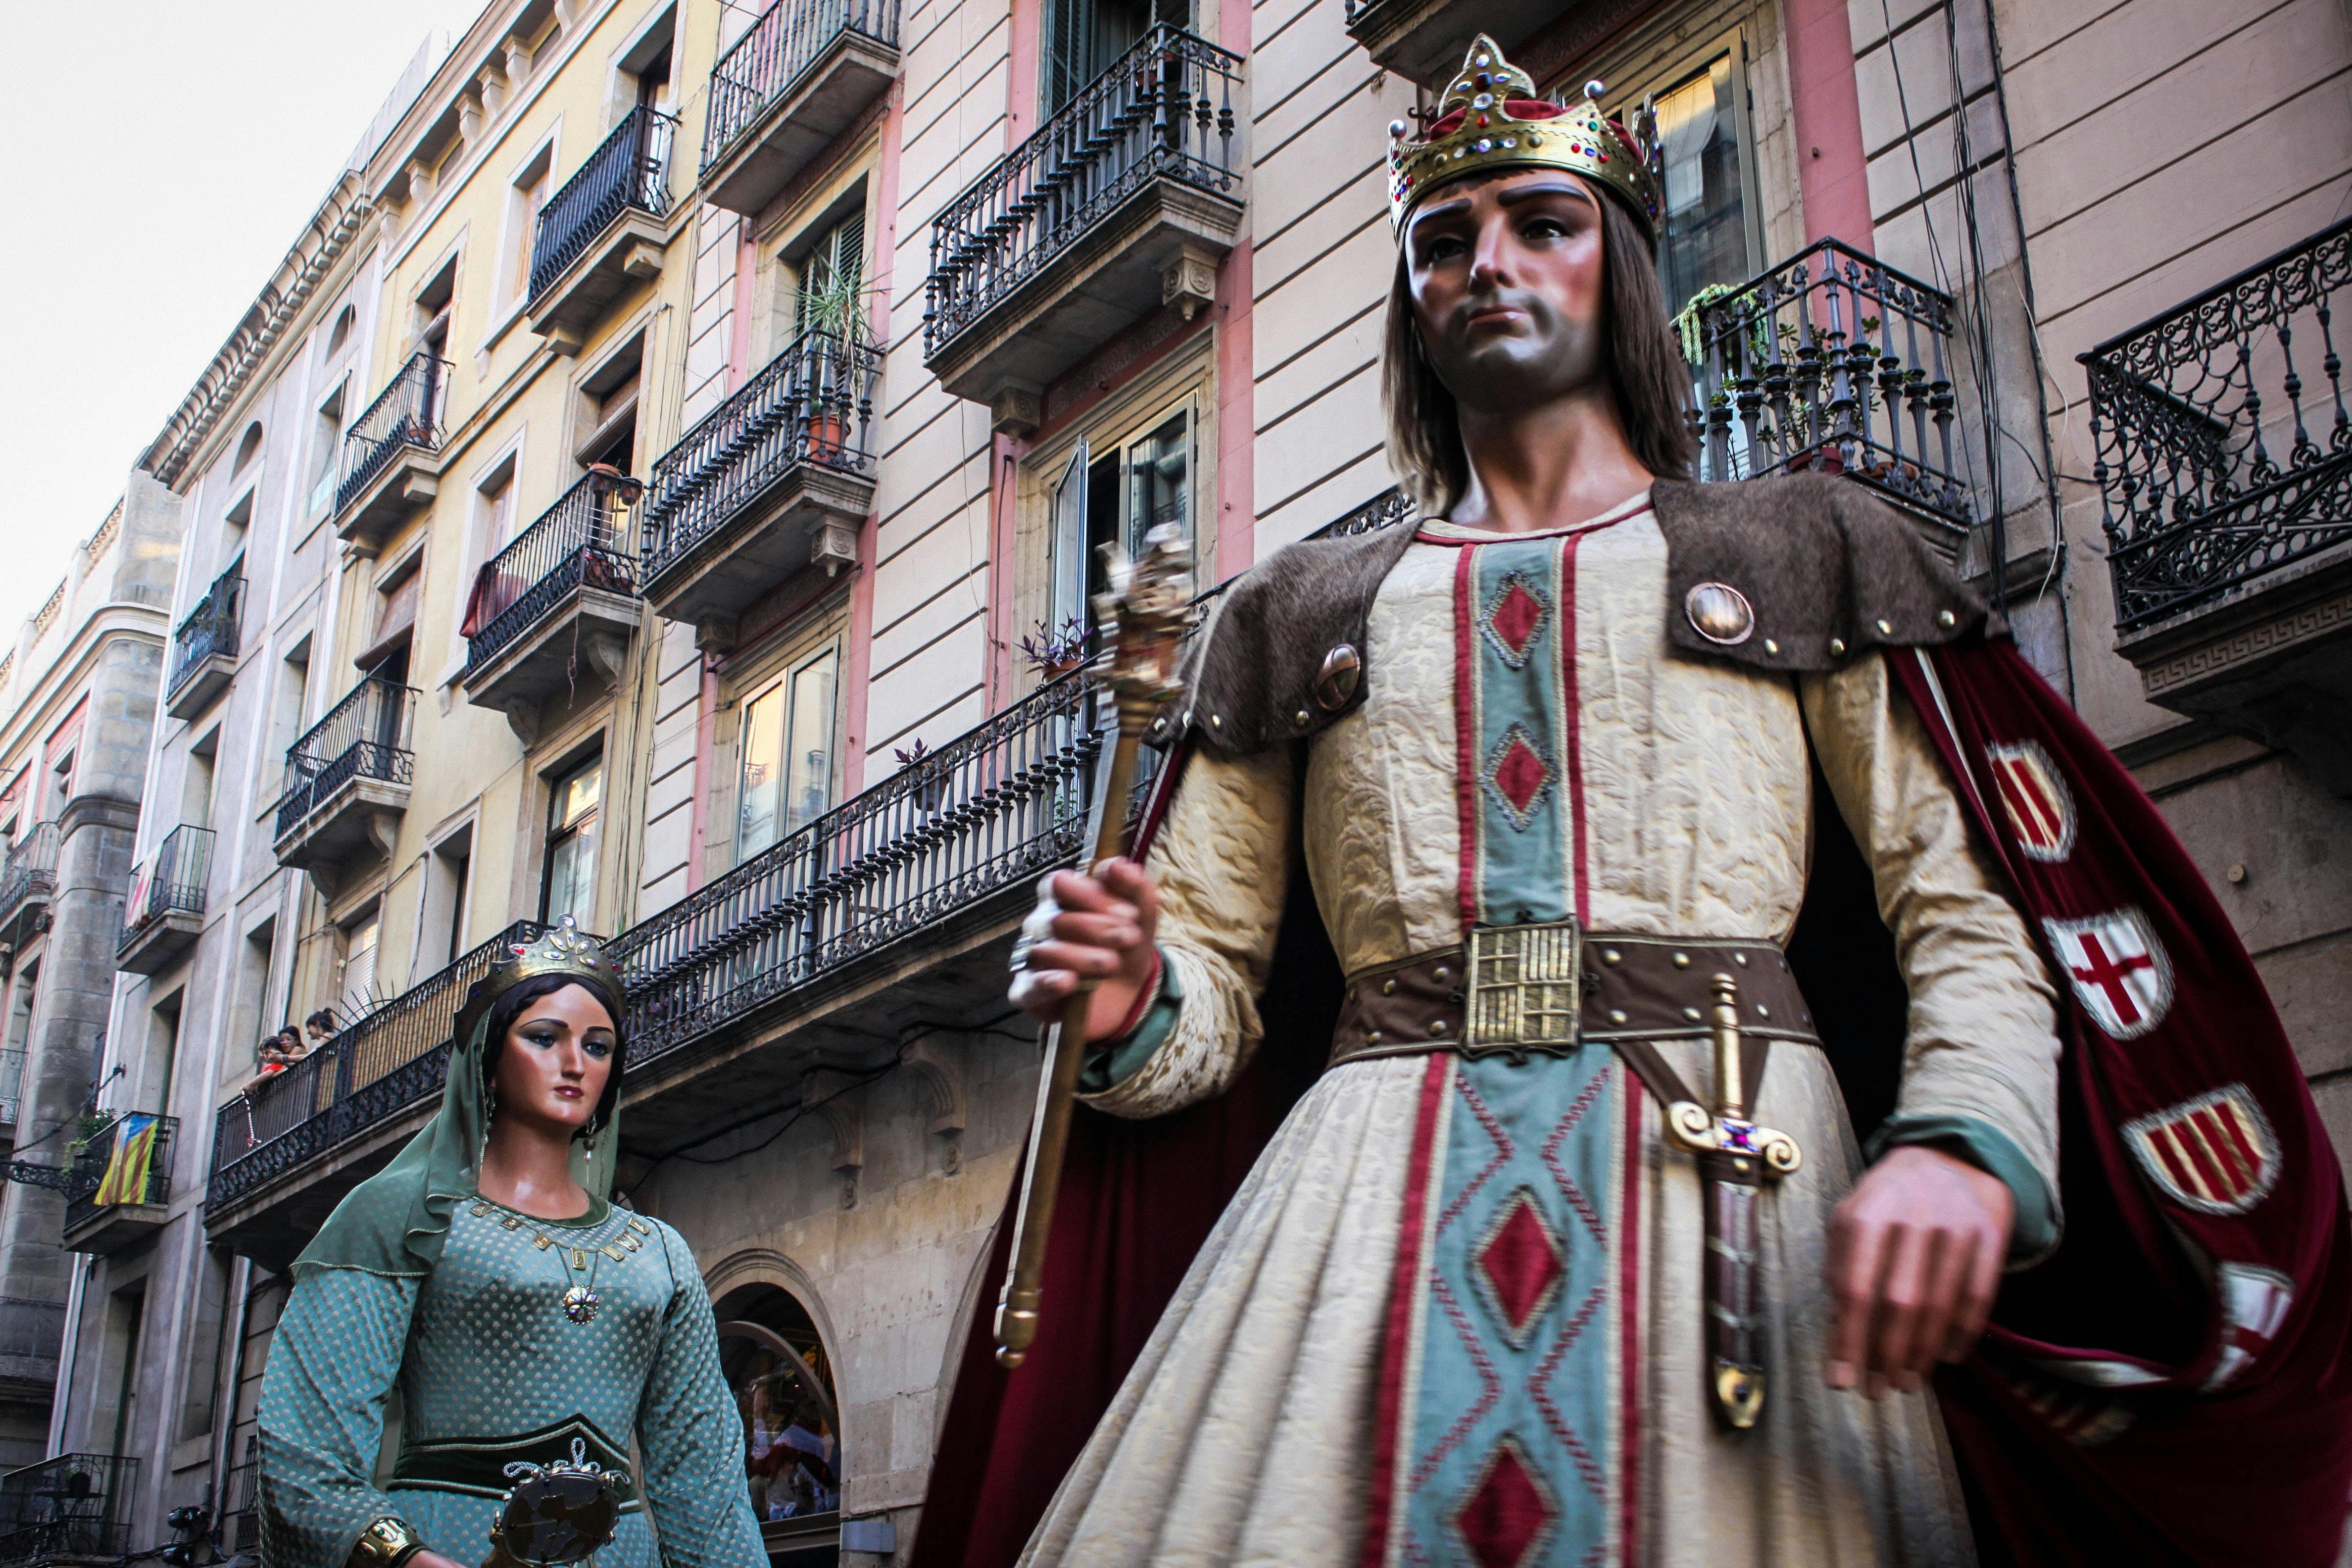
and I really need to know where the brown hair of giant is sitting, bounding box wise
[1382,184,1699,516]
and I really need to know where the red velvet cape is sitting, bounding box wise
[911,638,2352,1568]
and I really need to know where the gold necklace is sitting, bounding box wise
[470,1199,656,1324]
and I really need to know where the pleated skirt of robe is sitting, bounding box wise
[1019,1043,1977,1568]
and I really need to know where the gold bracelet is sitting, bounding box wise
[350,1515,426,1568]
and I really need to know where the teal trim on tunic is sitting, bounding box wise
[1870,1113,2060,1263]
[259,1202,763,1567]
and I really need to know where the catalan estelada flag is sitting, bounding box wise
[92,1114,158,1207]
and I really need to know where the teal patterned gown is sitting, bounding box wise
[259,1196,764,1566]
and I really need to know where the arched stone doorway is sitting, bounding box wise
[716,1280,841,1566]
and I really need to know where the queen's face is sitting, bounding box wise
[492,983,617,1134]
[1404,168,1610,415]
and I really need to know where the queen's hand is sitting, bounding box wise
[1008,859,1163,1041]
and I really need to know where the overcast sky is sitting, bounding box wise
[0,0,494,640]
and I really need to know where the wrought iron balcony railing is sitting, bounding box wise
[1684,238,1969,536]
[0,824,59,930]
[337,351,450,515]
[206,922,548,1214]
[465,474,639,676]
[0,1454,137,1566]
[63,1114,175,1229]
[275,677,417,839]
[169,566,245,700]
[638,328,881,581]
[611,671,1100,1059]
[923,24,1239,355]
[118,825,214,952]
[2083,216,2352,631]
[704,0,901,175]
[529,105,679,303]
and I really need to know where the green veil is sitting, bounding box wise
[291,921,628,1280]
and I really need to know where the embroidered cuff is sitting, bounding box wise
[1078,950,1180,1097]
[348,1515,427,1568]
[1868,1113,2060,1267]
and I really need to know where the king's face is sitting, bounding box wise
[1404,169,1610,415]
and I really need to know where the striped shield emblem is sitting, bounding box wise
[1986,739,2077,862]
[2123,1084,2280,1217]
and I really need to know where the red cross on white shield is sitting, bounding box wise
[2042,908,2174,1040]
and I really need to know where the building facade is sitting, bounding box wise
[3,0,2345,1562]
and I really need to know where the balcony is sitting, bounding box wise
[116,825,214,976]
[2083,217,2352,788]
[1685,238,1972,553]
[1340,0,1558,85]
[461,472,643,742]
[700,0,901,218]
[272,677,415,891]
[526,105,679,355]
[336,351,451,553]
[166,566,244,720]
[60,1114,175,1254]
[639,329,880,635]
[0,826,58,953]
[204,922,548,1267]
[923,25,1242,434]
[0,1455,137,1566]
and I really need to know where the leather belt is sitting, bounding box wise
[1330,927,1816,1077]
[390,1416,638,1507]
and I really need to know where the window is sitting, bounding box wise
[714,1285,840,1524]
[575,337,645,473]
[1050,403,1194,635]
[308,384,348,514]
[509,152,554,306]
[233,423,264,476]
[793,210,866,341]
[736,649,838,859]
[1616,51,1760,314]
[325,305,354,360]
[542,756,602,929]
[337,913,382,1019]
[359,556,422,684]
[1042,0,1189,111]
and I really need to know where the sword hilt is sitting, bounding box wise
[1662,974,1802,1179]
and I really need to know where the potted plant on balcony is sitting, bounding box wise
[1021,617,1090,681]
[796,270,877,463]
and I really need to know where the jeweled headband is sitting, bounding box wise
[1387,34,1664,240]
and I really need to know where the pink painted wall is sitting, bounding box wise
[1786,0,1874,248]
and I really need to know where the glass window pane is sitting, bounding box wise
[737,683,787,858]
[1125,412,1188,559]
[782,651,837,836]
[1646,56,1752,313]
[545,819,597,930]
[553,757,602,831]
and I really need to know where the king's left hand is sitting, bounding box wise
[1824,1144,2012,1398]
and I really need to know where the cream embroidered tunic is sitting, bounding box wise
[1022,495,2062,1568]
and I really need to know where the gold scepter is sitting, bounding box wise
[996,522,1194,1370]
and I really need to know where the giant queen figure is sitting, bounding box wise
[917,37,2352,1568]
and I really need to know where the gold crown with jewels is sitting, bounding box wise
[452,915,627,1050]
[1387,35,1664,239]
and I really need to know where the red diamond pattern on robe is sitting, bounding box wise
[1455,1433,1558,1568]
[1483,726,1555,831]
[1477,1187,1566,1342]
[1481,574,1550,669]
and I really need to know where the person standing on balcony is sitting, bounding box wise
[958,35,2352,1568]
[255,920,764,1568]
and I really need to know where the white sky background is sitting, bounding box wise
[0,0,494,638]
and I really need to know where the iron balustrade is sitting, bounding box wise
[923,24,1239,355]
[0,1455,137,1566]
[1685,238,1970,534]
[529,105,680,303]
[169,566,245,700]
[638,328,881,581]
[338,351,451,514]
[0,824,59,929]
[117,825,215,952]
[0,1300,62,1364]
[2083,216,2352,631]
[205,922,549,1214]
[62,1114,175,1229]
[465,474,639,675]
[223,1434,260,1552]
[703,0,901,175]
[611,672,1100,1059]
[276,677,417,839]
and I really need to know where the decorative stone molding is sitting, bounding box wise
[457,88,486,145]
[582,630,631,686]
[2138,585,2352,699]
[1162,243,1220,321]
[475,62,510,118]
[812,521,859,578]
[498,698,541,746]
[802,1069,866,1173]
[503,34,535,87]
[694,614,737,655]
[897,1033,968,1137]
[991,388,1042,438]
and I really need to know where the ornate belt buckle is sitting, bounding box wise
[1463,920,1582,1062]
[486,1437,629,1566]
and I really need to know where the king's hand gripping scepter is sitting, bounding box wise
[995,522,1193,1370]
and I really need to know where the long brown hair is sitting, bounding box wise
[1382,186,1698,516]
